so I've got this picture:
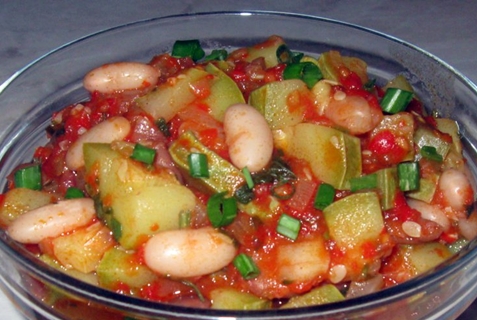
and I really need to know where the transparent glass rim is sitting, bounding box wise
[1,10,477,319]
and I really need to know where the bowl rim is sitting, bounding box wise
[1,10,477,318]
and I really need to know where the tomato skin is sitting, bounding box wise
[149,53,195,84]
[440,227,459,244]
[387,191,419,222]
[113,282,133,296]
[339,69,363,91]
[139,279,196,302]
[367,130,407,165]
[361,241,378,259]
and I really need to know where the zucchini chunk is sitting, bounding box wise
[84,143,197,249]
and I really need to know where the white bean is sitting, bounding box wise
[7,198,96,244]
[324,94,383,135]
[65,116,131,170]
[83,62,159,93]
[223,103,273,172]
[143,227,236,278]
[407,199,450,231]
[439,168,474,211]
[328,264,347,284]
[459,212,477,240]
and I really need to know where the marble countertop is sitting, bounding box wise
[0,1,476,319]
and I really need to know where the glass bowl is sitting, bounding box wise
[1,11,477,320]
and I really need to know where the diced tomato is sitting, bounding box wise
[368,130,407,165]
[440,227,459,244]
[139,278,196,302]
[264,63,285,83]
[113,282,132,295]
[361,241,378,259]
[33,146,52,163]
[381,247,414,287]
[388,191,420,222]
[149,53,195,83]
[339,68,363,90]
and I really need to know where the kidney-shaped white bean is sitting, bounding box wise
[223,103,273,172]
[83,62,160,94]
[407,199,450,231]
[65,116,131,170]
[7,198,96,244]
[439,168,474,211]
[143,227,236,278]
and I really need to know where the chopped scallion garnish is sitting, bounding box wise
[420,145,443,162]
[242,167,254,189]
[14,164,42,190]
[171,39,205,62]
[233,253,260,280]
[207,192,237,228]
[314,183,335,210]
[65,187,84,199]
[283,62,323,89]
[131,143,156,165]
[276,44,292,64]
[364,78,376,91]
[276,213,301,241]
[188,153,209,178]
[350,173,378,192]
[380,88,413,114]
[110,217,122,241]
[276,44,303,64]
[204,49,228,61]
[397,162,420,191]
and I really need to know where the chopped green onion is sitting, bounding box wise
[188,153,209,178]
[283,62,323,89]
[204,49,228,61]
[65,187,84,199]
[131,143,156,165]
[233,253,260,280]
[93,198,107,220]
[276,44,292,64]
[420,145,443,162]
[179,211,191,229]
[207,192,237,227]
[14,164,42,190]
[276,44,303,64]
[234,184,255,204]
[276,213,301,241]
[156,118,170,137]
[350,173,378,192]
[290,52,305,64]
[110,217,122,241]
[242,167,254,189]
[397,162,420,191]
[314,183,335,210]
[380,88,413,114]
[171,39,205,62]
[364,78,376,91]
